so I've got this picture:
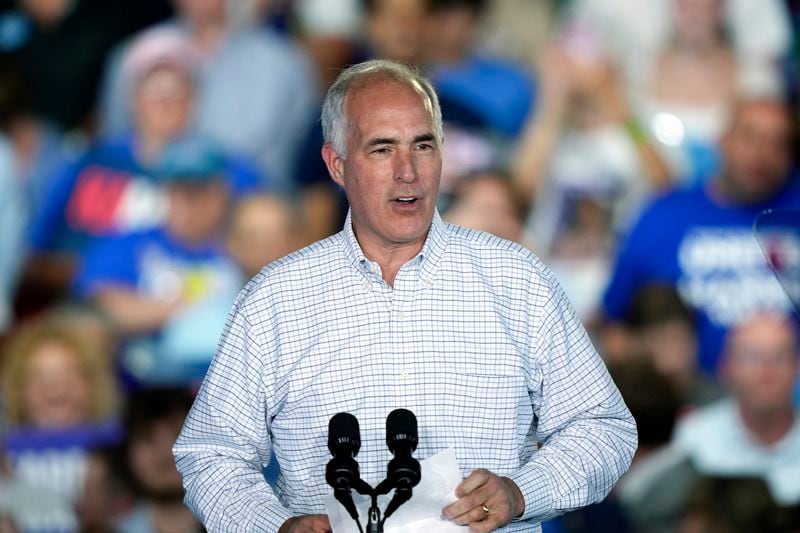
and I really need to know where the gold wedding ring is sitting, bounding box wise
[481,504,491,515]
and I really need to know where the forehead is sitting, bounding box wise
[344,77,433,137]
[731,102,791,132]
[136,66,192,94]
[731,314,797,347]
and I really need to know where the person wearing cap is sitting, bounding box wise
[73,137,242,385]
[25,27,262,298]
[99,0,318,189]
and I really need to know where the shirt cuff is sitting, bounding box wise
[234,500,295,532]
[256,504,294,531]
[506,464,556,522]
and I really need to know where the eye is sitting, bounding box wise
[415,143,434,152]
[371,147,391,155]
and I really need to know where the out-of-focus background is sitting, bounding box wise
[1,0,800,531]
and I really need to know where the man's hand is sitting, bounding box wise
[442,469,525,532]
[278,514,331,533]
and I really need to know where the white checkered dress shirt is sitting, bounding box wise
[174,211,637,532]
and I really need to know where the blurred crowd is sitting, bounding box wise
[0,0,799,531]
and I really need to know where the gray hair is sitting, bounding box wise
[321,59,444,158]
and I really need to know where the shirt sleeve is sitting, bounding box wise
[601,204,657,321]
[28,159,81,252]
[507,266,638,522]
[173,293,294,531]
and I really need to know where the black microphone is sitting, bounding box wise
[382,409,421,520]
[326,412,362,522]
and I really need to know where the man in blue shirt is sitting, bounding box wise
[75,138,241,385]
[603,98,800,373]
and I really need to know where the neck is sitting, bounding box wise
[151,500,198,533]
[711,174,779,206]
[739,403,795,446]
[710,175,750,205]
[672,34,724,58]
[369,243,423,287]
[135,133,170,165]
[350,218,431,288]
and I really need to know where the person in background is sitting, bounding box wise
[226,193,301,281]
[361,0,427,64]
[602,97,800,373]
[114,387,201,533]
[24,27,260,306]
[563,0,790,93]
[75,445,134,533]
[0,0,169,133]
[100,0,318,188]
[424,0,535,141]
[0,452,74,533]
[512,40,671,322]
[422,0,537,197]
[0,317,117,432]
[611,359,697,533]
[292,0,363,89]
[442,169,528,245]
[628,0,783,185]
[73,137,241,385]
[679,476,800,533]
[0,54,67,231]
[0,315,120,532]
[625,283,721,407]
[672,312,800,506]
[0,135,22,333]
[0,54,72,325]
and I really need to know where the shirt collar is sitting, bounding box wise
[341,209,449,281]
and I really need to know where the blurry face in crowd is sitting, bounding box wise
[366,0,426,63]
[445,173,523,243]
[724,313,799,414]
[227,196,296,279]
[128,413,185,499]
[673,0,725,47]
[426,6,480,63]
[166,181,229,245]
[174,0,227,26]
[21,0,74,27]
[323,77,442,260]
[75,452,129,530]
[21,341,92,427]
[719,100,793,204]
[133,66,194,142]
[638,320,698,387]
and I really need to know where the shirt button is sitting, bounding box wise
[397,312,407,320]
[400,369,410,378]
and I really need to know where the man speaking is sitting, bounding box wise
[174,60,637,532]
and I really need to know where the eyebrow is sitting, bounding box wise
[367,137,398,147]
[413,133,436,144]
[365,133,436,147]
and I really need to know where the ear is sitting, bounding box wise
[322,143,346,189]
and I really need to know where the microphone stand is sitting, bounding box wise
[351,478,382,533]
[366,492,382,533]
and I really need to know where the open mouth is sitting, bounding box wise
[394,197,419,206]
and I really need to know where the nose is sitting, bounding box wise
[394,149,416,183]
